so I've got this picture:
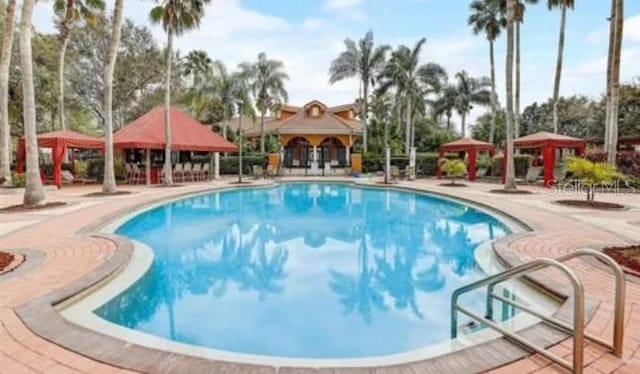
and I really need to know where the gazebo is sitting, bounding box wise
[507,131,586,187]
[438,138,496,181]
[16,130,104,188]
[114,106,238,184]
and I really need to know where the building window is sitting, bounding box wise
[311,106,320,117]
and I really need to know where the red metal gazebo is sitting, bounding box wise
[506,131,586,187]
[438,138,496,181]
[17,130,104,188]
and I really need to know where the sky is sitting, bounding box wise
[32,0,640,126]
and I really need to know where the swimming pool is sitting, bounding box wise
[94,183,513,360]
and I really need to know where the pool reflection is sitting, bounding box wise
[97,184,510,358]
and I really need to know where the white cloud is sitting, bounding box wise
[302,18,326,31]
[626,15,640,43]
[324,0,363,11]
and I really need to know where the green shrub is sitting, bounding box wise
[567,157,620,201]
[11,173,26,188]
[441,159,467,184]
[362,152,458,176]
[491,154,531,177]
[219,156,265,175]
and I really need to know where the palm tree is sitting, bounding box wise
[19,0,46,206]
[453,71,491,138]
[234,75,256,183]
[210,61,238,140]
[183,49,212,87]
[468,0,506,144]
[102,0,124,194]
[379,39,447,153]
[548,0,575,134]
[239,52,289,154]
[504,0,517,191]
[0,0,16,186]
[329,31,390,153]
[514,0,540,138]
[433,84,458,133]
[605,0,623,164]
[150,0,212,186]
[54,0,105,131]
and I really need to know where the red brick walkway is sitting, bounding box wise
[0,179,638,373]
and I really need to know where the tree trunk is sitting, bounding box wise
[223,120,228,140]
[20,0,45,206]
[102,0,124,194]
[504,0,517,191]
[607,0,623,165]
[461,112,467,138]
[362,79,369,153]
[163,29,174,185]
[604,0,615,156]
[259,110,265,154]
[446,113,451,133]
[0,0,16,186]
[238,114,243,183]
[551,5,567,134]
[57,32,70,131]
[405,97,411,154]
[515,21,522,139]
[489,39,497,144]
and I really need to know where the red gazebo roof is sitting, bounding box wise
[22,130,104,149]
[439,138,495,152]
[514,131,586,149]
[114,106,238,152]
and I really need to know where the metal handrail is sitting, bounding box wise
[451,258,585,373]
[486,248,625,357]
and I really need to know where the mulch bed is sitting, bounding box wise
[153,184,185,188]
[555,199,626,210]
[488,189,534,195]
[228,181,254,185]
[603,246,640,277]
[0,252,15,273]
[0,201,68,213]
[439,183,468,187]
[83,191,134,197]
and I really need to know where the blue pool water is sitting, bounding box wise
[97,183,511,359]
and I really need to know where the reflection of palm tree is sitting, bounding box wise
[329,235,387,324]
[431,221,476,275]
[249,244,288,301]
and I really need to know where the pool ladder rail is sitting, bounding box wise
[451,249,626,374]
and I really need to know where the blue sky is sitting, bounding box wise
[33,0,640,128]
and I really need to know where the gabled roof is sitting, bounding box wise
[244,100,363,137]
[114,106,238,152]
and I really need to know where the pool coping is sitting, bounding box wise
[12,181,602,373]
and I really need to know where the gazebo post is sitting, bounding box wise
[468,148,477,182]
[543,144,555,187]
[16,140,26,173]
[70,148,76,174]
[145,149,151,185]
[214,152,220,180]
[52,141,66,188]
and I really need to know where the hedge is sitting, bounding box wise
[491,155,532,177]
[587,151,640,177]
[362,153,458,176]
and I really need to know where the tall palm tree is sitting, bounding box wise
[453,71,491,138]
[234,74,256,183]
[433,84,458,133]
[605,0,623,164]
[150,0,212,186]
[379,39,447,153]
[329,31,390,153]
[504,0,517,191]
[468,0,506,144]
[102,0,124,194]
[54,0,105,131]
[548,0,575,134]
[210,61,238,140]
[514,0,540,138]
[20,0,46,206]
[239,52,288,154]
[0,0,16,186]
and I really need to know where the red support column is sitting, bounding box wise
[437,150,444,179]
[52,142,66,188]
[16,139,26,173]
[543,144,556,188]
[468,149,477,182]
[576,145,586,157]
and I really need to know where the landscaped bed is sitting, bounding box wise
[489,189,533,195]
[0,252,15,273]
[555,199,626,210]
[603,245,640,276]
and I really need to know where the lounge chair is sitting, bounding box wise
[183,162,194,182]
[173,163,183,182]
[476,168,488,179]
[61,170,96,185]
[525,166,542,184]
[390,166,400,183]
[253,165,264,179]
[130,164,145,184]
[192,163,202,181]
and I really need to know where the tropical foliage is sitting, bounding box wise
[566,157,619,201]
[441,159,468,185]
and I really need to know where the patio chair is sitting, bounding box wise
[182,162,194,182]
[124,163,134,184]
[131,164,145,184]
[253,165,264,179]
[554,164,567,184]
[192,163,202,181]
[62,170,96,185]
[201,163,210,180]
[266,164,277,178]
[476,168,488,179]
[390,165,400,183]
[524,166,542,184]
[173,163,183,182]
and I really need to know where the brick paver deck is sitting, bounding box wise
[0,178,638,373]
